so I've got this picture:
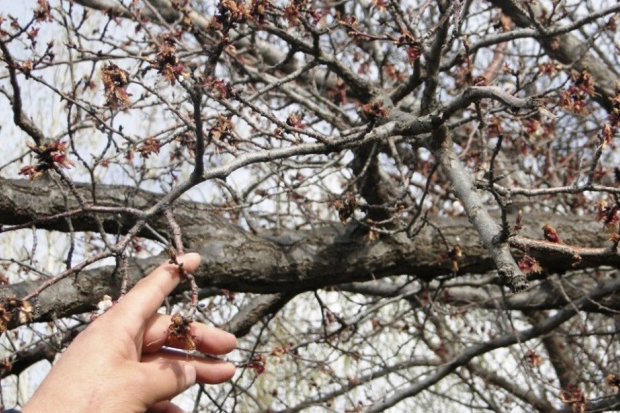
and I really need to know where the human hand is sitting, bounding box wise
[23,253,236,413]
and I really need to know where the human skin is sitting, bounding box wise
[23,253,237,413]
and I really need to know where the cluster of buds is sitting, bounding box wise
[607,374,620,392]
[19,140,74,180]
[559,386,586,413]
[168,313,196,351]
[202,76,233,99]
[153,34,187,84]
[518,253,542,275]
[137,138,161,159]
[102,63,131,108]
[34,0,51,22]
[209,115,235,143]
[361,100,388,119]
[523,349,543,366]
[0,297,33,332]
[333,192,357,223]
[394,30,421,64]
[595,199,619,228]
[559,70,595,114]
[211,0,252,28]
[246,353,266,374]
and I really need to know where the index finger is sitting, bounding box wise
[108,253,201,325]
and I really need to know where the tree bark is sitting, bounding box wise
[1,178,617,326]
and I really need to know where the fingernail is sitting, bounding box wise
[184,364,196,387]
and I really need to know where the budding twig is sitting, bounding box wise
[164,208,199,317]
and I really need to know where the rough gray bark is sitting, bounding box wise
[434,125,528,291]
[1,177,617,327]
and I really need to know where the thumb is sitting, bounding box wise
[146,400,185,413]
[146,401,186,413]
[138,356,196,404]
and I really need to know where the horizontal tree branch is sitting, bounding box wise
[0,177,614,328]
[509,236,620,272]
[224,293,294,337]
[339,273,620,314]
[442,86,539,120]
[0,325,84,379]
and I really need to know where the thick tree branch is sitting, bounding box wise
[442,86,539,120]
[433,124,527,291]
[510,236,620,272]
[0,175,616,327]
[0,325,84,379]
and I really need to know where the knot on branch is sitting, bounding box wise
[498,268,529,293]
[429,123,450,152]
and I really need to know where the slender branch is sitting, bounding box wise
[443,86,539,120]
[364,276,620,412]
[0,39,46,145]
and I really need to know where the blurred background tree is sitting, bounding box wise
[0,0,619,411]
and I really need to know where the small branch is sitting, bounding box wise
[443,86,539,120]
[165,208,199,316]
[190,88,205,181]
[484,182,620,197]
[420,4,452,115]
[487,134,510,241]
[165,209,185,255]
[509,236,620,270]
[0,39,46,145]
[119,253,129,297]
[224,293,294,337]
[22,250,114,302]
